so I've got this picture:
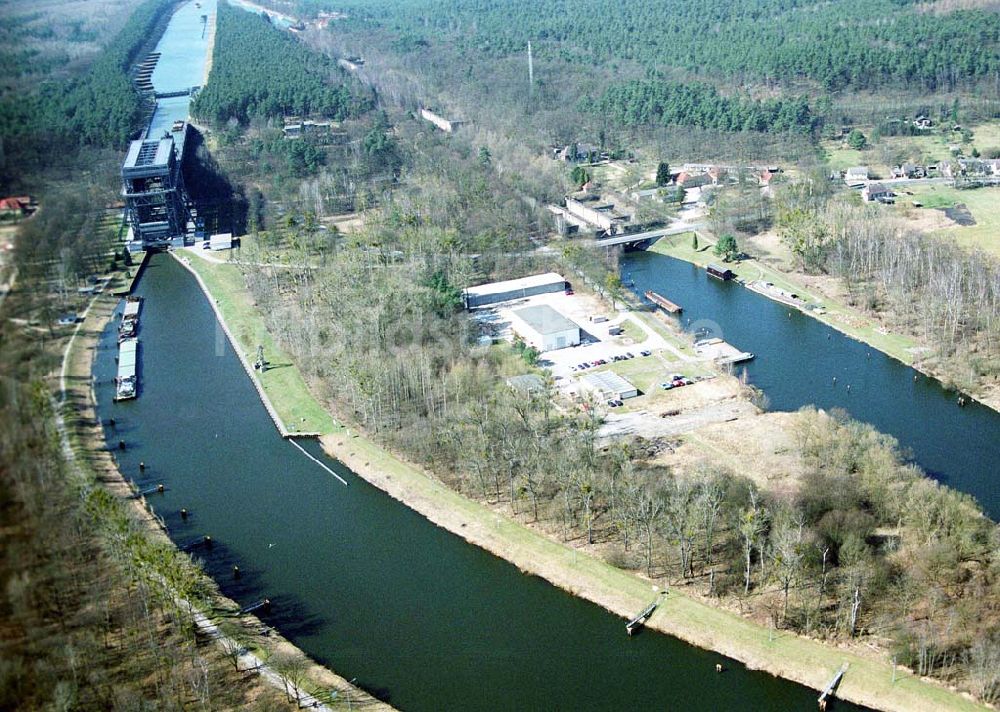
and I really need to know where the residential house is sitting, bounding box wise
[891,163,923,179]
[862,183,894,203]
[676,172,711,189]
[844,166,869,186]
[0,196,32,219]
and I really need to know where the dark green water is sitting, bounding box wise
[94,255,864,711]
[622,252,1000,518]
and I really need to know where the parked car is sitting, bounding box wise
[640,350,652,357]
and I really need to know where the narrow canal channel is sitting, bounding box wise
[95,254,866,710]
[623,251,1000,518]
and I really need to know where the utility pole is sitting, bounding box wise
[527,41,534,97]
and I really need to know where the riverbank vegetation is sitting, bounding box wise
[0,320,296,709]
[192,2,372,124]
[768,185,1000,400]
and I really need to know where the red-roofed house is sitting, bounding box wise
[0,196,31,218]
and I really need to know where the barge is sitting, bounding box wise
[645,290,682,314]
[115,337,139,401]
[119,295,142,341]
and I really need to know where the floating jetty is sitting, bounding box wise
[115,337,139,401]
[694,337,754,365]
[818,663,849,710]
[746,280,807,310]
[626,595,663,635]
[645,290,682,314]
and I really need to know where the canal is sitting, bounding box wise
[95,254,865,710]
[623,251,1000,518]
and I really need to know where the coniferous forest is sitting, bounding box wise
[192,2,372,124]
[330,0,1000,93]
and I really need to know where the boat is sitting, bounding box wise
[645,290,682,314]
[115,337,139,401]
[119,296,142,341]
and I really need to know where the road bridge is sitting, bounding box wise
[595,223,705,248]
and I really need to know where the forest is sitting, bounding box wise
[0,0,173,185]
[191,2,372,124]
[318,0,1000,93]
[589,80,816,134]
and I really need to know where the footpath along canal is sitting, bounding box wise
[624,251,1000,518]
[94,254,868,711]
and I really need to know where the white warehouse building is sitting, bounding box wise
[464,272,567,309]
[510,304,581,351]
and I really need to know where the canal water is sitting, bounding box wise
[623,251,1000,518]
[145,0,217,137]
[95,254,865,710]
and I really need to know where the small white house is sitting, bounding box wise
[844,166,869,186]
[510,304,580,351]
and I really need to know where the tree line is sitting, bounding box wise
[191,3,373,124]
[775,188,1000,393]
[588,80,816,135]
[314,0,1000,93]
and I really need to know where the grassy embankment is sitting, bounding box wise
[181,250,339,435]
[185,239,982,712]
[648,234,922,366]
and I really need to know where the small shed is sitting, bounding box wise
[209,233,233,250]
[582,371,638,400]
[506,374,546,395]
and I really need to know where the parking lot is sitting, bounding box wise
[471,288,702,401]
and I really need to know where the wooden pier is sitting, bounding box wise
[645,290,682,314]
[818,663,848,710]
[626,594,664,635]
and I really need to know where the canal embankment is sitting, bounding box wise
[175,249,338,435]
[177,243,979,711]
[61,287,390,711]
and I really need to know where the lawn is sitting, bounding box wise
[898,184,1000,258]
[182,252,339,435]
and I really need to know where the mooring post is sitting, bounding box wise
[157,483,164,493]
[233,565,241,579]
[180,508,188,520]
[139,461,145,471]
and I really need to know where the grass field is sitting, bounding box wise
[649,234,921,365]
[182,252,339,435]
[822,121,1000,176]
[897,184,1000,258]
